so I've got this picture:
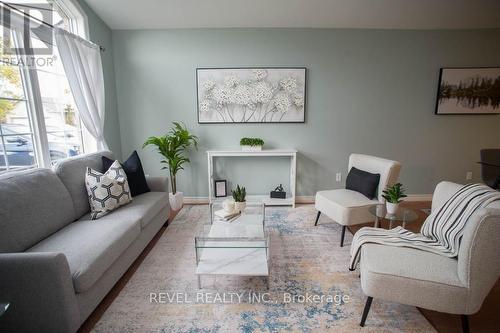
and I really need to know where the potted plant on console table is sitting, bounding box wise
[382,183,407,215]
[240,137,264,151]
[143,122,198,210]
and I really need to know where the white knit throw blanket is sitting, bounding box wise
[349,183,500,271]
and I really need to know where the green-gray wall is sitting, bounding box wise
[111,28,500,197]
[78,0,122,157]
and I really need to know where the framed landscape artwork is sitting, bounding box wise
[435,67,500,114]
[197,67,306,123]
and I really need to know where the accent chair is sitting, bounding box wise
[358,181,500,333]
[314,154,402,246]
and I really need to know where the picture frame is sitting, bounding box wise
[435,67,500,115]
[214,180,227,197]
[196,67,306,123]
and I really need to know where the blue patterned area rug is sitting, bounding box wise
[92,205,435,333]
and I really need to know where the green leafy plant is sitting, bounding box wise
[143,122,198,194]
[240,137,264,147]
[232,185,246,202]
[382,183,407,204]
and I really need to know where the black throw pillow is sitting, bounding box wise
[102,151,150,197]
[345,167,380,200]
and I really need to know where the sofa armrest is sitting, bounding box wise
[146,176,169,193]
[0,252,80,333]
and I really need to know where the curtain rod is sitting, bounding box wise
[0,1,105,52]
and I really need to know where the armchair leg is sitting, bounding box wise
[461,315,470,333]
[360,296,373,327]
[314,211,321,226]
[340,225,346,247]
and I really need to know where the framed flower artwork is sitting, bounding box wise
[196,67,306,123]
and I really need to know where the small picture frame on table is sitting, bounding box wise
[214,180,227,197]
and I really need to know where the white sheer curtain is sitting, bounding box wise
[54,28,108,150]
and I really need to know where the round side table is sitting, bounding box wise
[369,204,418,229]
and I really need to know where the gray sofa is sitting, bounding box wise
[0,151,169,333]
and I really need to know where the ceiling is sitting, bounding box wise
[83,0,500,30]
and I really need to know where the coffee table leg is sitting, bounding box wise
[402,221,406,229]
[389,221,394,229]
[374,216,379,228]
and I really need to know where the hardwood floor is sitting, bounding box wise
[79,203,499,332]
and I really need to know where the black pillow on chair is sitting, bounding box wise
[102,150,150,197]
[345,167,380,199]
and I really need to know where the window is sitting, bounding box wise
[0,37,36,171]
[0,0,91,173]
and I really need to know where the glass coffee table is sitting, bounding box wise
[369,204,419,229]
[195,201,270,289]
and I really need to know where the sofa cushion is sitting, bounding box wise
[345,167,380,199]
[0,168,76,253]
[102,151,150,197]
[27,209,141,293]
[362,243,463,286]
[54,151,114,219]
[121,191,169,228]
[315,189,379,226]
[85,160,132,220]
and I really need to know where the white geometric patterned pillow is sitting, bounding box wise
[85,160,132,220]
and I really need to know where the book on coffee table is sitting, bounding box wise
[214,209,240,222]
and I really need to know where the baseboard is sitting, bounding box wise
[183,197,209,204]
[184,194,431,205]
[295,196,315,203]
[183,196,316,204]
[404,194,433,202]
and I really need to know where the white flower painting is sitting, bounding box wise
[197,68,306,123]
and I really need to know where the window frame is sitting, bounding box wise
[0,0,90,172]
[53,0,89,38]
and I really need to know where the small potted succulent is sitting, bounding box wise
[232,184,247,212]
[382,183,407,215]
[240,137,264,151]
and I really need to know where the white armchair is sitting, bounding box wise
[314,154,402,246]
[358,181,500,332]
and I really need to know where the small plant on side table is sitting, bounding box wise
[232,184,247,212]
[382,183,407,215]
[240,137,264,151]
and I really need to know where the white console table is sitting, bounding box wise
[207,149,297,207]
